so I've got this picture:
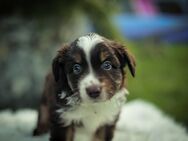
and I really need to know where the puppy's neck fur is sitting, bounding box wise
[57,88,128,141]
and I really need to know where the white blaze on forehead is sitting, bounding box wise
[77,34,103,59]
[77,34,103,102]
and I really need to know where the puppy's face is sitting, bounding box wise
[53,33,135,104]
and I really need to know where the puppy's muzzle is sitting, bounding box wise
[86,85,101,98]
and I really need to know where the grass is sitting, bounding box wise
[124,41,188,126]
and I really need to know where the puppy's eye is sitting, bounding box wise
[101,61,112,70]
[73,64,82,74]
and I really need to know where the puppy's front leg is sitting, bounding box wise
[94,124,116,141]
[50,125,74,141]
[33,102,50,136]
[104,124,116,141]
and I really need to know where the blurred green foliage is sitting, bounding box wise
[125,41,188,125]
[0,0,122,39]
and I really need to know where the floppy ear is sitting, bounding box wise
[52,55,62,82]
[52,44,74,104]
[112,42,136,77]
[52,44,69,82]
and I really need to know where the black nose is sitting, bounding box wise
[86,85,101,98]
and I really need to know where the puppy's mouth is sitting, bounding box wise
[68,88,116,104]
[89,97,103,103]
[84,89,114,103]
[80,88,128,107]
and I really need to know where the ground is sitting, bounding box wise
[0,100,187,141]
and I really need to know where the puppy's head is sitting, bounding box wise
[53,33,135,104]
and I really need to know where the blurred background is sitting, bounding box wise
[0,0,188,129]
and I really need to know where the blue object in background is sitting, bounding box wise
[113,14,188,43]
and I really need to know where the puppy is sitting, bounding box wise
[33,33,136,141]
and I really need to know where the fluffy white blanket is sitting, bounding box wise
[0,100,187,141]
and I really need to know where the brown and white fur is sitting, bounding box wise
[33,33,136,141]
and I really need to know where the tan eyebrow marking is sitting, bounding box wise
[100,50,110,62]
[100,48,121,67]
[73,53,82,63]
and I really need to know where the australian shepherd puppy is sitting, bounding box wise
[33,33,136,141]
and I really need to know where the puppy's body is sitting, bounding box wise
[33,33,136,141]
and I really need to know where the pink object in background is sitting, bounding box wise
[131,0,158,16]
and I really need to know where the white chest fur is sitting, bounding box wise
[58,88,128,141]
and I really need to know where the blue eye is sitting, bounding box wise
[73,64,82,74]
[101,61,112,70]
